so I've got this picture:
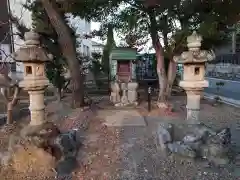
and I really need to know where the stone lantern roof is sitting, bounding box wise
[14,32,53,63]
[173,31,215,64]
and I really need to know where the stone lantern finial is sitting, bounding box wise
[24,31,40,45]
[187,31,202,51]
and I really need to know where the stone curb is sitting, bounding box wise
[204,92,240,108]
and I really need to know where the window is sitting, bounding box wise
[87,46,90,57]
[83,45,87,56]
[26,66,32,74]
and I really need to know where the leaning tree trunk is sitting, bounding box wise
[148,9,168,107]
[41,0,84,107]
[1,85,20,124]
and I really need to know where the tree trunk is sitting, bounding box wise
[147,9,168,105]
[166,59,177,98]
[7,103,13,124]
[102,23,115,89]
[57,87,62,102]
[41,0,84,107]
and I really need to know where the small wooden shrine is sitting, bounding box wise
[110,47,137,82]
[109,47,138,106]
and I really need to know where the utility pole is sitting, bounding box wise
[232,24,236,54]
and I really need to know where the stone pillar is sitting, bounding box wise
[127,82,138,104]
[185,90,202,123]
[174,31,215,124]
[120,83,128,105]
[28,90,45,126]
[110,82,120,104]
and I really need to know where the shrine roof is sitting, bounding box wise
[111,47,137,60]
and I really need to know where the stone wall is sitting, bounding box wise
[206,63,240,80]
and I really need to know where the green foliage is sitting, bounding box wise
[14,0,240,87]
[46,57,66,90]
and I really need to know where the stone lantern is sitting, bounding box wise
[174,31,215,124]
[14,32,52,126]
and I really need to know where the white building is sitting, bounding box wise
[68,15,92,57]
[92,41,104,55]
[0,0,15,72]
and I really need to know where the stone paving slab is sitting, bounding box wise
[100,110,146,127]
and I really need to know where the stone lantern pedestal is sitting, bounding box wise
[110,82,120,103]
[174,31,215,124]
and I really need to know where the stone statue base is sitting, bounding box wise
[110,82,139,107]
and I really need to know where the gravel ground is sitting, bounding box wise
[81,95,240,180]
[0,94,240,180]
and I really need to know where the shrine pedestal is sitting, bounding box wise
[110,82,139,107]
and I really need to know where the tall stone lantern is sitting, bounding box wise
[174,31,215,124]
[14,32,52,126]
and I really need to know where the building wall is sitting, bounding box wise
[0,0,17,73]
[10,0,32,73]
[214,44,232,55]
[92,45,104,54]
[92,41,104,55]
[206,63,240,74]
[0,0,12,45]
[0,44,11,62]
[69,16,92,57]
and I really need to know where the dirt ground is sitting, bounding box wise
[0,92,240,180]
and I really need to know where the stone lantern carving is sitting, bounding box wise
[14,32,53,126]
[174,31,215,124]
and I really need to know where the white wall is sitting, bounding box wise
[68,15,92,57]
[10,0,32,72]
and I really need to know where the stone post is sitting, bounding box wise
[174,31,215,124]
[110,82,120,104]
[14,31,52,126]
[127,82,138,105]
[120,82,128,105]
